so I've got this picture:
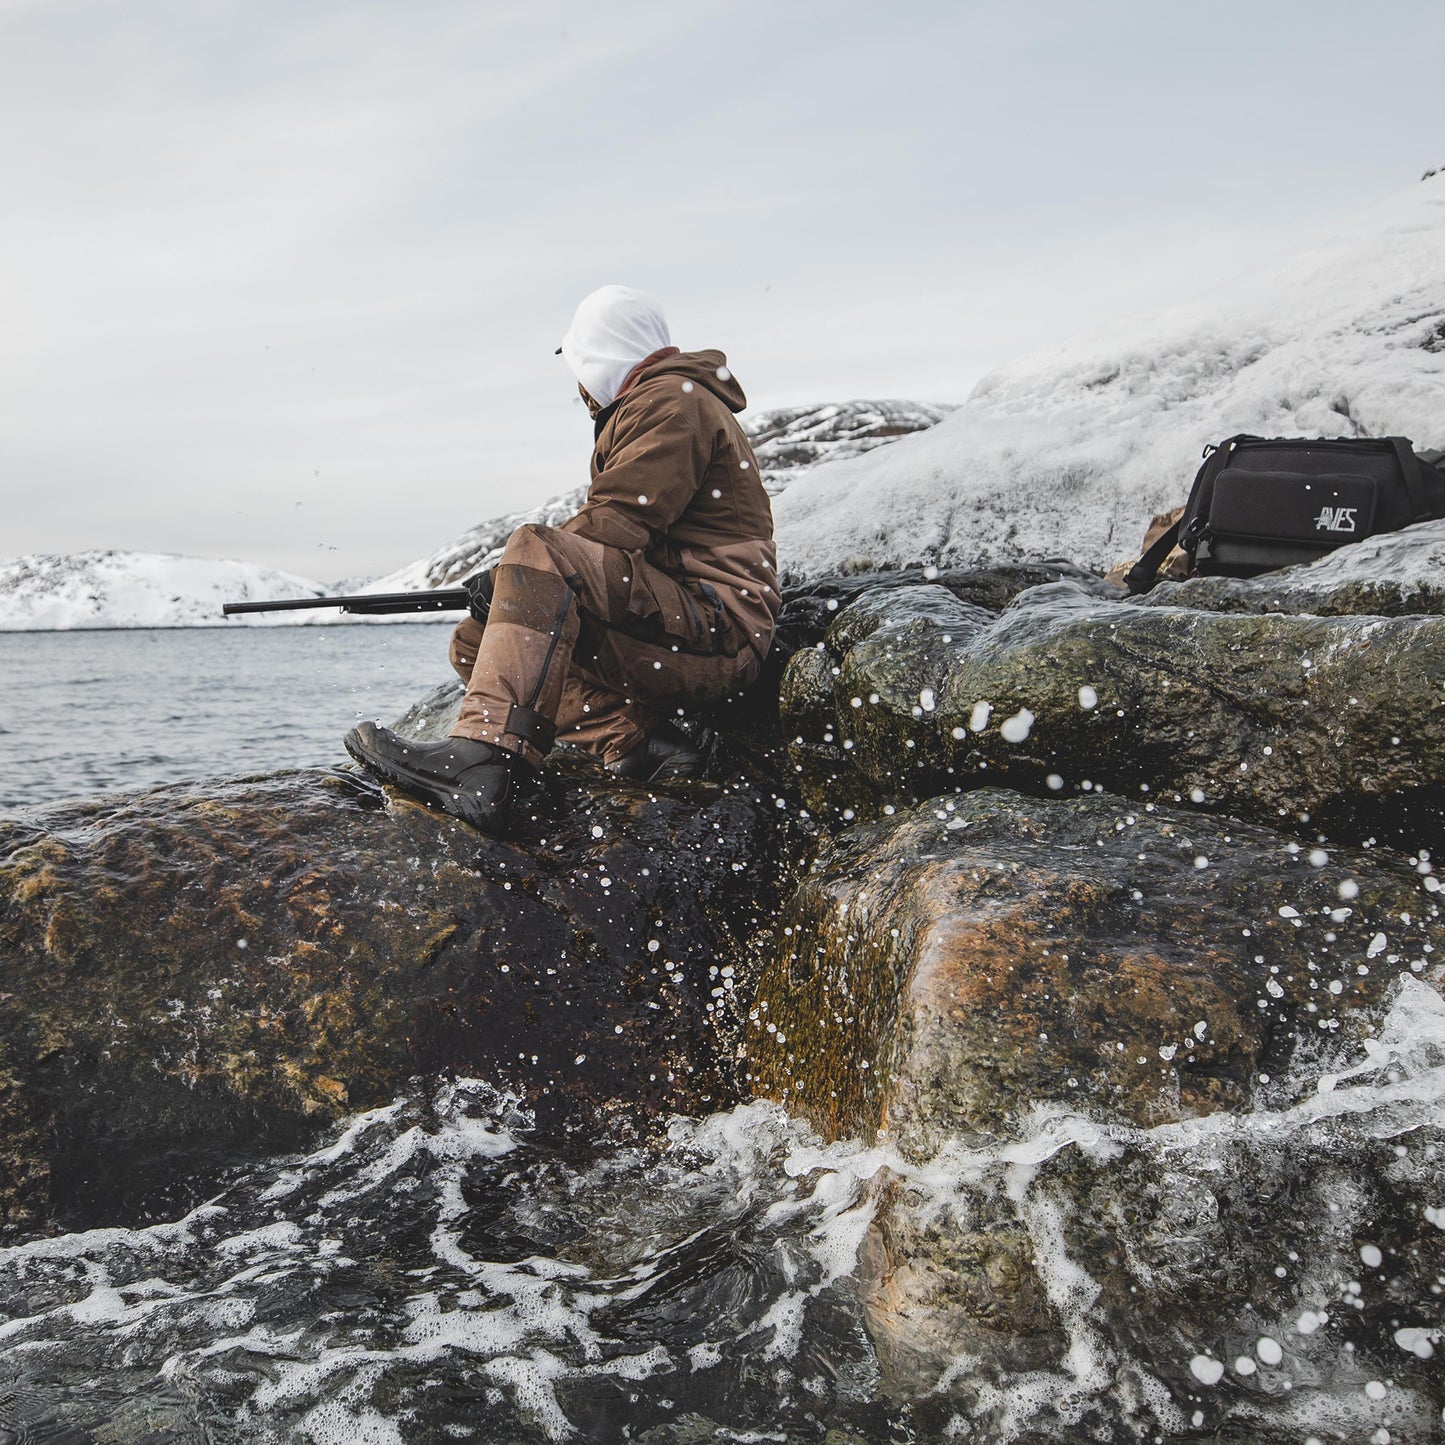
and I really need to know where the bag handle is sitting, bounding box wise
[1124,436,1248,594]
[1388,437,1435,522]
[1123,517,1183,595]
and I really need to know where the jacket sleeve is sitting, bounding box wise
[561,392,712,551]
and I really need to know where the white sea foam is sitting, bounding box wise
[0,975,1438,1442]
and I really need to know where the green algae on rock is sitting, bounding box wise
[782,579,1445,849]
[0,762,781,1234]
[747,789,1443,1155]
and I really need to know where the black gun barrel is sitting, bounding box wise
[223,588,471,617]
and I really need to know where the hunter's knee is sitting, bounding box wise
[502,523,565,567]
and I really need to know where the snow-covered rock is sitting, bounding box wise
[746,399,954,493]
[371,399,952,591]
[773,174,1445,580]
[0,551,333,631]
[1145,515,1445,616]
[370,487,592,593]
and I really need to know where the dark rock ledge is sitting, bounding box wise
[0,761,783,1233]
[2,529,1444,1436]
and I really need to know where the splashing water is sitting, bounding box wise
[0,980,1441,1443]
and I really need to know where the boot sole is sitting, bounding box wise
[344,723,510,836]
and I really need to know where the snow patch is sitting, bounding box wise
[774,176,1445,578]
[0,551,335,631]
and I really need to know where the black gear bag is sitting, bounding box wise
[1124,434,1445,594]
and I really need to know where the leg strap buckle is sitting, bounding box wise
[505,703,556,753]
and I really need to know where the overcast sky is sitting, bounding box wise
[2,0,1442,581]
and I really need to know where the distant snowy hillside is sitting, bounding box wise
[747,400,954,488]
[374,487,590,593]
[373,398,951,591]
[773,173,1445,579]
[0,552,333,631]
[0,403,950,631]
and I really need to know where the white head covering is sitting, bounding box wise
[558,285,672,409]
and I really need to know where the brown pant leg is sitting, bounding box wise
[451,610,653,760]
[448,616,485,682]
[450,524,752,766]
[554,669,662,763]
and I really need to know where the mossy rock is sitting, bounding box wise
[0,762,781,1235]
[747,788,1442,1153]
[782,579,1445,850]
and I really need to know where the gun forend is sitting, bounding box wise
[223,588,471,617]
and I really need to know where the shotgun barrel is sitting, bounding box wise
[223,588,471,617]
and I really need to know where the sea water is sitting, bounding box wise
[0,1028,1441,1443]
[0,625,454,811]
[1,629,1443,1442]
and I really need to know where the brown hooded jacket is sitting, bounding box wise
[561,348,780,665]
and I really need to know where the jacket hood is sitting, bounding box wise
[624,349,748,413]
[559,285,672,410]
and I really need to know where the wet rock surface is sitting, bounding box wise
[1143,517,1445,618]
[745,790,1445,1424]
[856,1036,1445,1428]
[783,577,1445,850]
[747,789,1443,1152]
[0,761,780,1235]
[6,549,1445,1441]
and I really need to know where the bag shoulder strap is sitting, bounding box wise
[1388,437,1436,522]
[1124,517,1183,595]
[1124,436,1249,595]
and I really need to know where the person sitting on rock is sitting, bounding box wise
[346,284,780,836]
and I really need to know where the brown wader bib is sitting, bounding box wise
[446,347,779,769]
[448,524,762,767]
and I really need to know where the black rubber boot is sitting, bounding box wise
[606,720,709,783]
[344,722,530,836]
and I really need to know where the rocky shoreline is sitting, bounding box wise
[2,525,1443,1439]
